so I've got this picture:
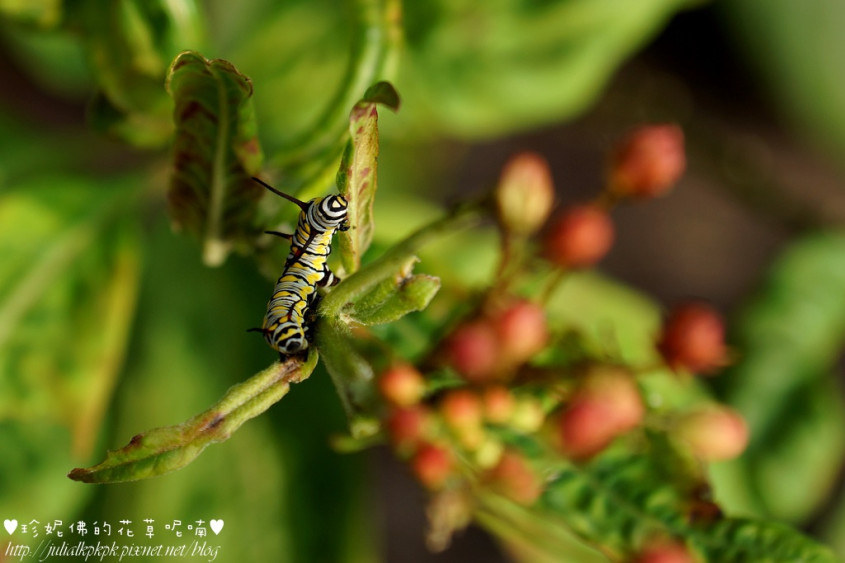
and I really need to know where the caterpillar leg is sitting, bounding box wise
[265,230,293,240]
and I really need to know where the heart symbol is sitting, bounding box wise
[209,519,224,535]
[4,520,17,534]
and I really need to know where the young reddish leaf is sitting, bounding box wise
[166,50,264,266]
[68,353,317,483]
[337,81,400,273]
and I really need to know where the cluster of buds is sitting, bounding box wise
[539,123,686,271]
[556,365,645,460]
[442,299,549,383]
[379,365,544,505]
[376,124,755,555]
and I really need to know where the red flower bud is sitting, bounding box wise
[634,541,695,563]
[657,302,727,374]
[378,364,426,407]
[443,320,499,383]
[493,300,549,366]
[387,406,430,454]
[543,205,614,268]
[411,443,453,490]
[608,124,685,199]
[559,367,644,459]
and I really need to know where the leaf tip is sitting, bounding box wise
[67,467,92,483]
[361,81,400,112]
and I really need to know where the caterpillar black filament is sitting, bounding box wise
[249,177,349,357]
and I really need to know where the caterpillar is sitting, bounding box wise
[249,177,349,358]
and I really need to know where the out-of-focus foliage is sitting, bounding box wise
[398,0,698,138]
[1,0,844,561]
[710,233,845,522]
[722,0,845,167]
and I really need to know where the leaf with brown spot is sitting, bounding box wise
[336,81,400,273]
[68,353,317,483]
[166,50,265,266]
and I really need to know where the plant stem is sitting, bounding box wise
[319,202,484,318]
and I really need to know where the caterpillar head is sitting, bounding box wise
[307,195,349,231]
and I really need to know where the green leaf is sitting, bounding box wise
[68,353,318,483]
[348,273,440,326]
[536,442,837,562]
[712,231,845,521]
[337,81,400,273]
[396,0,696,138]
[166,50,265,266]
[73,0,206,146]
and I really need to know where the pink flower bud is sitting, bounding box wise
[412,443,453,490]
[485,449,542,505]
[378,364,426,407]
[675,406,749,462]
[495,152,555,236]
[482,385,516,424]
[608,124,685,199]
[441,389,483,432]
[543,205,614,268]
[657,302,727,374]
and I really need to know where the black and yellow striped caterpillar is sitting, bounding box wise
[249,177,349,358]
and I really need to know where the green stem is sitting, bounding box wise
[315,202,482,435]
[319,202,483,318]
[474,493,609,563]
[314,318,379,438]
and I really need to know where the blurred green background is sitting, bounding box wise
[2,0,845,561]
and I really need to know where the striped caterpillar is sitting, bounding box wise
[249,177,349,357]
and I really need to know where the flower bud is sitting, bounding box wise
[633,540,695,563]
[495,152,555,236]
[443,320,499,383]
[440,389,486,449]
[558,399,618,460]
[493,300,549,366]
[440,389,483,432]
[675,406,749,462]
[474,436,505,469]
[411,443,453,490]
[608,124,685,199]
[485,449,543,505]
[387,406,430,455]
[559,367,644,459]
[579,366,644,433]
[482,385,516,424]
[543,205,614,268]
[510,396,545,433]
[378,364,426,407]
[657,302,727,374]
